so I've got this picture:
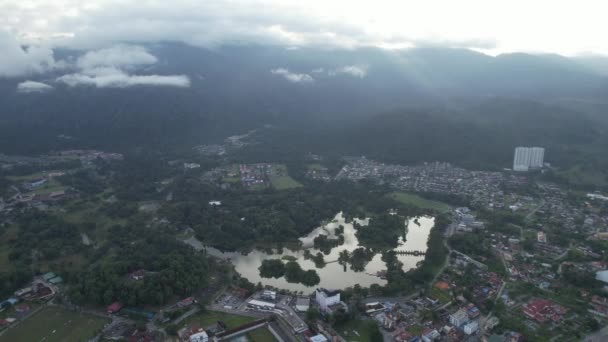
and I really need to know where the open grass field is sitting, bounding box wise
[558,164,608,188]
[0,306,109,342]
[429,286,452,303]
[247,327,277,342]
[389,192,451,212]
[269,164,302,190]
[269,176,302,190]
[307,163,326,171]
[185,311,255,330]
[335,319,379,342]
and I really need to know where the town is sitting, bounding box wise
[1,146,608,342]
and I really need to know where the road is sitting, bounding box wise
[429,223,456,286]
[525,199,545,220]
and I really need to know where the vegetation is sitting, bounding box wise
[259,259,286,278]
[0,307,108,342]
[355,213,405,249]
[258,259,320,286]
[389,192,451,212]
[185,311,255,329]
[334,319,382,342]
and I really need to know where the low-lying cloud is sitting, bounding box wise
[17,80,54,93]
[0,31,58,77]
[57,67,190,88]
[77,45,158,70]
[271,68,314,83]
[56,45,190,88]
[329,65,368,78]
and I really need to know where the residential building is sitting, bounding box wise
[107,301,123,314]
[422,328,440,342]
[463,321,478,335]
[449,309,469,327]
[295,297,310,312]
[261,290,276,301]
[537,231,547,243]
[522,299,567,323]
[309,334,328,342]
[513,147,545,171]
[189,331,208,342]
[315,288,340,312]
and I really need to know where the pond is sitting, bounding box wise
[204,212,435,292]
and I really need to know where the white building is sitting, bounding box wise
[449,309,469,327]
[261,290,277,301]
[315,288,340,312]
[463,321,479,335]
[513,147,545,171]
[295,297,310,312]
[310,334,328,342]
[189,331,208,342]
[537,231,547,243]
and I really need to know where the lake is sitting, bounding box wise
[204,212,434,292]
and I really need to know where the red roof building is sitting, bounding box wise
[178,296,196,307]
[14,304,30,313]
[107,301,123,314]
[522,299,567,324]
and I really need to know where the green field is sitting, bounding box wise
[429,286,452,303]
[269,164,302,190]
[185,311,255,330]
[269,176,302,190]
[247,327,277,342]
[307,163,326,171]
[335,319,379,342]
[558,165,608,188]
[0,306,109,342]
[389,192,451,212]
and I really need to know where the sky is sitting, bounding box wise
[1,0,607,83]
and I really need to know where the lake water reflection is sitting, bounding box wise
[205,212,434,292]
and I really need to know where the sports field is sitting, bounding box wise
[0,306,109,342]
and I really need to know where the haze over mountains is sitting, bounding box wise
[1,43,607,172]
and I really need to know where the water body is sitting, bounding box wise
[205,213,434,292]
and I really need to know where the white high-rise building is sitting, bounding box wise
[513,147,545,171]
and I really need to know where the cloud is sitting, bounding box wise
[0,31,58,77]
[17,80,54,93]
[77,45,158,70]
[54,44,190,88]
[57,67,190,88]
[271,68,314,83]
[0,1,506,53]
[331,65,368,78]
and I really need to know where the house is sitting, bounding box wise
[261,290,276,301]
[189,331,208,342]
[42,272,57,281]
[25,178,47,189]
[184,163,201,169]
[178,297,197,307]
[247,299,275,310]
[49,276,63,285]
[422,328,440,342]
[129,269,145,281]
[14,304,30,313]
[433,281,450,291]
[315,288,340,312]
[14,287,32,298]
[309,334,328,342]
[295,297,310,312]
[522,299,567,324]
[107,301,123,314]
[449,309,469,327]
[463,321,478,335]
